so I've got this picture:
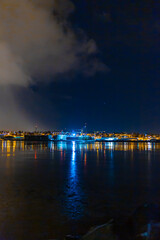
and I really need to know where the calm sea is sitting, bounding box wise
[0,141,160,239]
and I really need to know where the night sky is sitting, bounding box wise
[0,0,159,132]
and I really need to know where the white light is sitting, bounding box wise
[106,138,114,141]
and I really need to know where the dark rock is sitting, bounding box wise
[65,235,80,240]
[134,203,160,222]
[81,219,118,240]
[65,204,160,240]
[148,222,160,240]
[126,203,160,239]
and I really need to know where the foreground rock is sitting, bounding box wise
[65,203,160,240]
[81,219,118,240]
[127,203,160,239]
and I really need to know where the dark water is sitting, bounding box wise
[0,141,160,239]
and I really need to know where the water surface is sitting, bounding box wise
[0,141,160,239]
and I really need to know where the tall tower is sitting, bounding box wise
[35,123,38,133]
[84,123,87,134]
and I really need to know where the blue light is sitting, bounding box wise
[72,141,76,161]
[106,138,114,141]
[63,141,85,219]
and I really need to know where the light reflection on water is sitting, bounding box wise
[0,140,159,153]
[0,141,160,239]
[63,141,86,220]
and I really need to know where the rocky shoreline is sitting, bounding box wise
[62,203,160,240]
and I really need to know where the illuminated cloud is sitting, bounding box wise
[0,0,106,130]
[0,0,106,86]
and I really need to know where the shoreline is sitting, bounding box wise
[1,139,160,143]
